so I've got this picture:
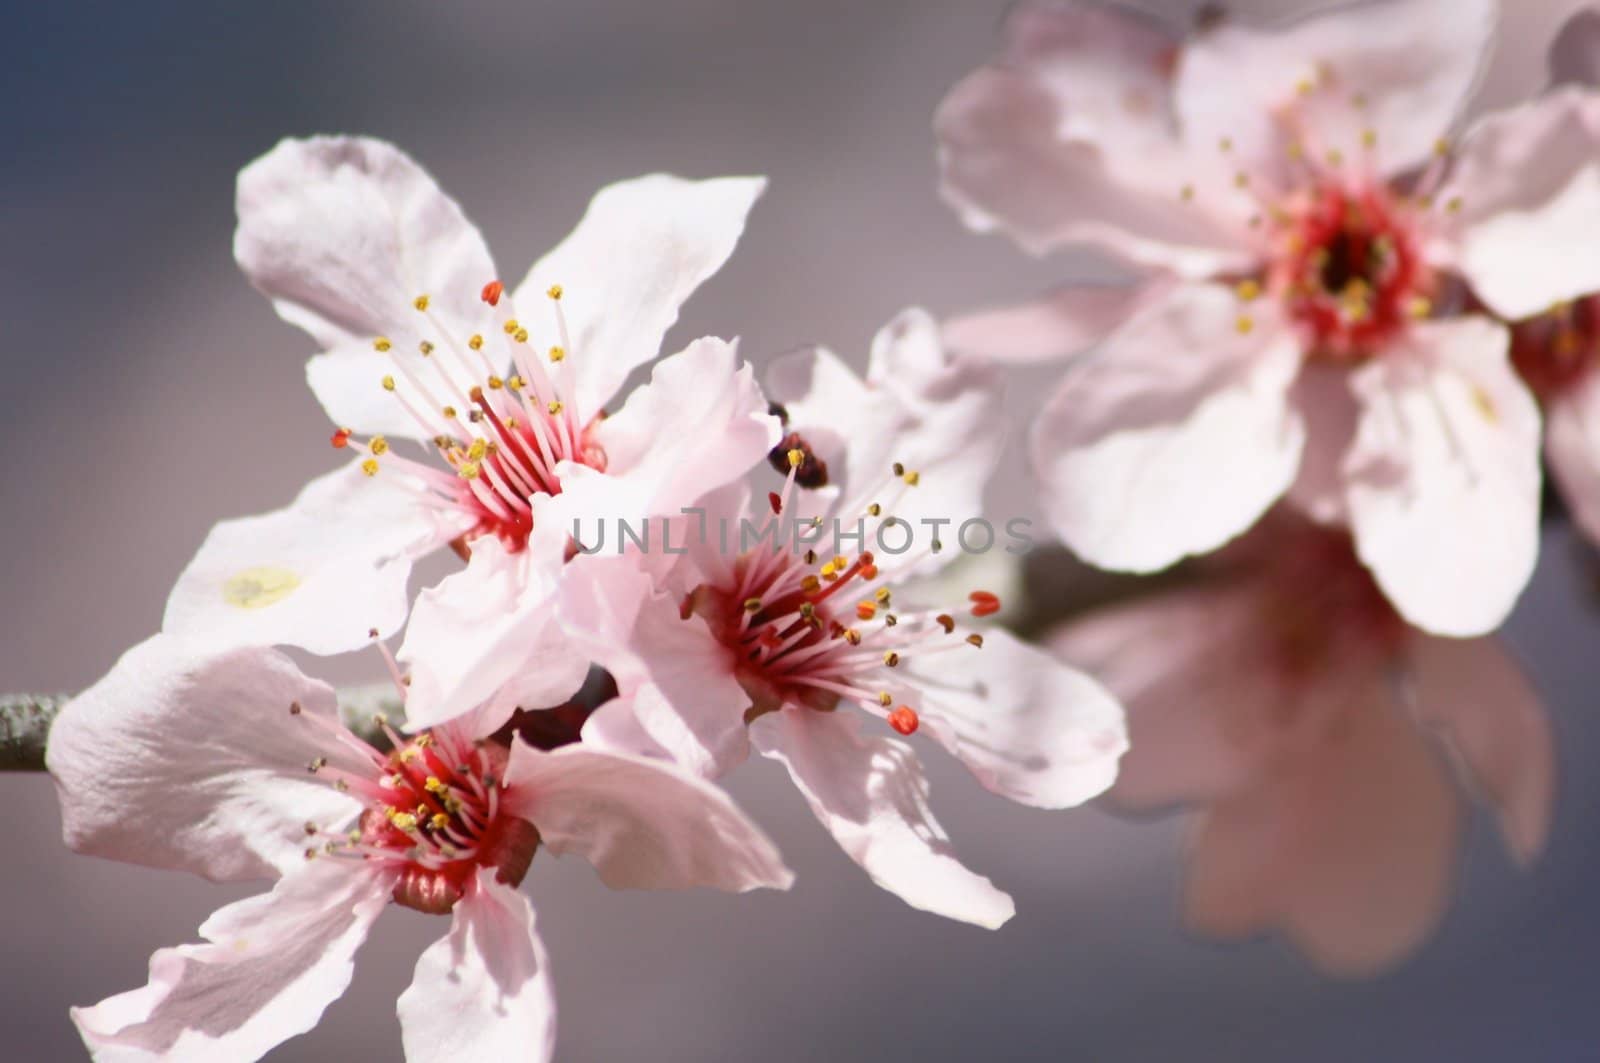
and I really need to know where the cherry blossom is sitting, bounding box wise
[932,0,1600,636]
[1050,513,1553,976]
[567,310,1128,928]
[162,136,776,719]
[47,635,791,1062]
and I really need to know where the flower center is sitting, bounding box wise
[331,282,608,552]
[1507,296,1600,402]
[1268,181,1432,360]
[683,450,995,736]
[295,708,539,915]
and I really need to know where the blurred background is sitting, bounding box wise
[3,0,1598,1058]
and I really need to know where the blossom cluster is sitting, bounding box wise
[39,0,1592,1057]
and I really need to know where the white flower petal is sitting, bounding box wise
[902,627,1125,809]
[1441,87,1600,320]
[767,310,1005,573]
[235,135,496,351]
[942,284,1161,365]
[1286,361,1361,524]
[47,635,362,882]
[499,742,792,893]
[399,870,556,1063]
[1545,368,1600,546]
[750,709,1015,929]
[585,335,780,522]
[163,462,458,656]
[935,3,1252,275]
[1183,691,1463,978]
[72,860,391,1062]
[398,536,588,733]
[1345,318,1541,636]
[1031,284,1305,572]
[1411,634,1554,865]
[561,557,751,778]
[514,173,766,417]
[1176,0,1495,182]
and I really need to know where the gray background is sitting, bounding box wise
[2,1,1596,1059]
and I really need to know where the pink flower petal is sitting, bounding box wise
[903,627,1125,809]
[1441,87,1600,320]
[942,283,1162,365]
[1031,284,1305,572]
[513,174,766,418]
[1345,318,1541,636]
[163,462,460,657]
[1183,690,1464,978]
[72,860,391,1060]
[1411,634,1555,865]
[751,708,1014,929]
[48,635,363,882]
[499,742,792,893]
[398,870,557,1063]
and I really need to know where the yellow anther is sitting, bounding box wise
[547,284,563,300]
[361,458,380,477]
[418,341,434,356]
[373,337,392,352]
[1287,141,1304,161]
[1295,77,1315,96]
[1219,136,1233,153]
[1236,279,1261,302]
[1360,128,1377,149]
[882,651,901,667]
[1180,183,1195,201]
[487,375,504,390]
[390,811,418,832]
[1446,196,1463,214]
[743,597,763,613]
[1407,296,1433,319]
[844,629,863,646]
[508,375,525,391]
[832,555,848,569]
[1234,171,1250,189]
[787,448,804,469]
[1235,314,1255,335]
[467,439,488,461]
[469,334,484,350]
[1433,137,1451,157]
[459,461,481,479]
[878,692,893,707]
[902,469,920,486]
[800,575,821,593]
[503,319,520,335]
[413,294,431,311]
[874,586,891,603]
[1325,148,1344,166]
[382,375,396,391]
[398,746,420,762]
[424,776,446,793]
[442,405,458,419]
[819,561,838,579]
[514,327,530,344]
[430,813,450,831]
[369,435,390,456]
[547,400,564,415]
[867,503,882,517]
[548,346,566,363]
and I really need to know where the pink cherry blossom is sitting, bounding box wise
[162,136,777,708]
[932,0,1600,636]
[567,310,1128,929]
[1050,513,1554,976]
[47,636,791,1061]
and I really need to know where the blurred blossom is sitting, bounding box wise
[1050,511,1554,976]
[935,0,1600,638]
[48,636,791,1061]
[569,309,1128,928]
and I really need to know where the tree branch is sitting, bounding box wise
[0,687,407,774]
